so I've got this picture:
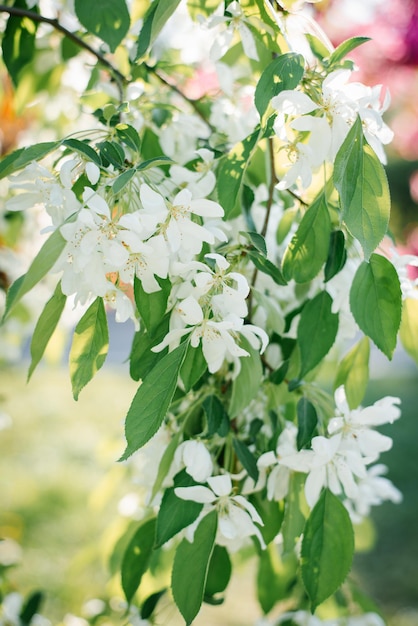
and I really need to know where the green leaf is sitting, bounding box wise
[129,315,170,382]
[204,545,231,598]
[20,591,43,626]
[217,129,261,218]
[255,53,305,118]
[328,36,371,65]
[229,340,263,418]
[28,282,67,380]
[136,0,182,59]
[150,431,182,503]
[134,275,171,333]
[334,119,390,259]
[296,397,318,450]
[141,589,166,620]
[172,510,217,625]
[2,2,38,86]
[120,341,188,460]
[240,230,267,256]
[334,337,370,409]
[180,343,207,393]
[305,33,330,61]
[62,138,102,166]
[97,141,125,169]
[156,471,203,548]
[282,472,308,554]
[0,141,61,180]
[298,291,339,379]
[203,395,229,437]
[74,0,130,51]
[324,230,347,282]
[250,492,284,545]
[400,298,418,366]
[2,229,66,321]
[136,156,174,171]
[121,517,156,604]
[282,195,332,283]
[257,545,296,614]
[301,489,354,612]
[69,298,109,400]
[247,249,287,286]
[116,123,142,153]
[233,438,259,482]
[349,254,402,359]
[112,169,136,195]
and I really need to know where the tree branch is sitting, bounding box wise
[0,5,128,101]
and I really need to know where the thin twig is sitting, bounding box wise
[0,5,128,101]
[146,64,216,131]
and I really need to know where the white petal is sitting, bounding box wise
[207,474,232,497]
[174,486,215,504]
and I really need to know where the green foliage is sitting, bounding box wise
[180,343,207,392]
[334,118,390,259]
[2,229,66,322]
[282,194,332,283]
[282,472,308,554]
[134,276,171,333]
[155,471,203,547]
[121,342,188,460]
[297,291,339,379]
[229,341,263,418]
[255,53,305,118]
[0,142,61,180]
[301,490,355,612]
[69,298,109,400]
[204,545,231,599]
[324,230,347,282]
[172,510,217,624]
[28,282,67,380]
[136,0,182,60]
[233,437,259,482]
[217,128,261,218]
[121,517,157,603]
[2,0,39,86]
[350,254,402,359]
[296,397,318,450]
[328,36,371,65]
[74,0,130,52]
[334,337,370,409]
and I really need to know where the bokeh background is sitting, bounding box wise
[1,1,418,625]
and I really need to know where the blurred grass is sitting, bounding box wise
[0,361,417,625]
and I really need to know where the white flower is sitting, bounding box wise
[205,1,259,61]
[6,162,80,227]
[159,112,210,164]
[257,421,298,501]
[344,464,402,523]
[282,433,366,508]
[0,592,22,626]
[175,474,265,551]
[174,440,213,482]
[169,149,216,198]
[329,386,401,462]
[103,283,139,330]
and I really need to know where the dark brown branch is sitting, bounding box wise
[0,5,128,101]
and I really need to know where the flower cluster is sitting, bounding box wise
[272,69,393,189]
